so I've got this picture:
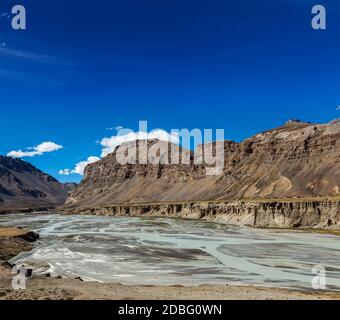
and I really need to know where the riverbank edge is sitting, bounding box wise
[60,197,340,231]
[0,207,55,215]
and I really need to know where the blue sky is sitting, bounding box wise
[0,0,339,182]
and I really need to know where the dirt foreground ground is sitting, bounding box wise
[1,271,340,300]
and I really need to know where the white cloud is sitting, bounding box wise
[58,156,100,176]
[100,130,180,157]
[59,128,178,176]
[58,169,72,176]
[336,106,340,110]
[7,141,63,158]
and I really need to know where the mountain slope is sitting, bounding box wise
[66,120,340,208]
[0,156,70,209]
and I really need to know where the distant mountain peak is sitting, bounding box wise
[0,156,68,210]
[284,119,311,126]
[329,118,340,125]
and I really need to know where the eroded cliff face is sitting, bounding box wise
[66,120,340,208]
[63,199,340,230]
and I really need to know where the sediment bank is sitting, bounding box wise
[62,199,340,230]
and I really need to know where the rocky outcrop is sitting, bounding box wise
[63,199,340,230]
[0,156,71,210]
[0,228,39,262]
[66,120,340,208]
[0,227,39,241]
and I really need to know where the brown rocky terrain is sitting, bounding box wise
[64,120,340,227]
[0,156,73,211]
[0,229,39,261]
[2,278,340,300]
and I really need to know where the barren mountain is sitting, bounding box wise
[0,156,70,210]
[66,120,340,208]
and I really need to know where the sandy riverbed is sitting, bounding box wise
[1,225,340,300]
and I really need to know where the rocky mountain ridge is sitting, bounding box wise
[0,156,71,210]
[65,119,340,208]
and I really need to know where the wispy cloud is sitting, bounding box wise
[106,126,124,131]
[0,68,65,89]
[0,46,73,66]
[7,142,63,158]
